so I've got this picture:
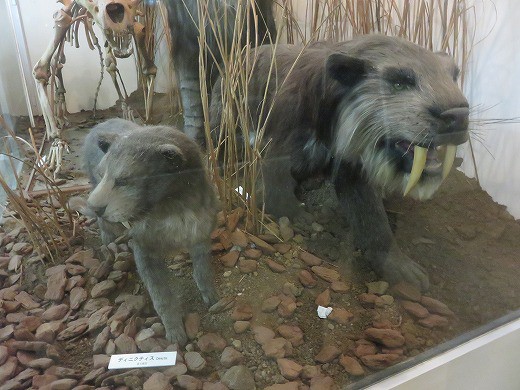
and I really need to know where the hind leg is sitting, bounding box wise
[261,155,302,219]
[189,241,219,306]
[132,245,187,345]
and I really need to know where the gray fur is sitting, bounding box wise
[83,118,219,345]
[210,35,470,291]
[163,0,276,142]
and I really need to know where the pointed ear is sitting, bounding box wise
[435,52,460,81]
[97,133,120,153]
[326,53,371,88]
[158,144,186,166]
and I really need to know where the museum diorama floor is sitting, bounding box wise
[0,100,519,389]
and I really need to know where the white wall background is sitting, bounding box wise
[0,0,519,218]
[459,0,520,219]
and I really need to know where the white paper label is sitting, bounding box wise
[108,351,177,369]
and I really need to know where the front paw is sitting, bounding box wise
[368,246,430,292]
[163,318,188,346]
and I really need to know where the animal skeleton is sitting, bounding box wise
[33,0,156,176]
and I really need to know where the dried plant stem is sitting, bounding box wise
[0,115,74,261]
[164,0,475,233]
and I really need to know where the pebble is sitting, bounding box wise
[221,365,256,390]
[19,316,42,332]
[88,306,113,332]
[41,304,69,321]
[177,374,203,389]
[35,322,63,343]
[339,355,365,376]
[273,243,291,254]
[7,255,21,272]
[328,308,354,325]
[314,345,341,363]
[248,235,276,255]
[65,275,85,291]
[69,287,87,311]
[0,356,18,383]
[311,266,340,283]
[309,376,337,389]
[45,268,68,301]
[243,248,262,259]
[298,270,317,288]
[364,328,405,348]
[355,340,378,358]
[135,328,155,342]
[252,325,275,345]
[220,251,240,268]
[93,327,110,354]
[277,358,302,380]
[91,280,117,298]
[420,296,455,317]
[262,296,281,313]
[15,291,40,310]
[277,324,304,347]
[266,259,286,273]
[230,303,253,321]
[418,314,450,328]
[301,364,321,380]
[401,300,430,318]
[197,333,227,352]
[220,346,244,368]
[278,295,297,318]
[163,363,188,379]
[360,353,402,369]
[57,318,88,340]
[299,251,322,266]
[329,281,349,294]
[185,351,206,372]
[366,281,389,295]
[114,333,137,354]
[262,338,293,359]
[144,372,173,390]
[233,321,250,334]
[66,263,87,276]
[0,346,8,365]
[279,225,295,242]
[282,282,302,297]
[315,289,331,306]
[230,229,249,248]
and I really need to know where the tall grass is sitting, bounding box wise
[0,116,74,261]
[192,0,474,233]
[3,1,474,247]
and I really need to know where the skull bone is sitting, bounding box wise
[79,0,141,58]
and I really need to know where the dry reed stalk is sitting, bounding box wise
[0,116,74,261]
[168,0,474,233]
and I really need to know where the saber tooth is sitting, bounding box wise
[121,221,131,229]
[442,144,457,180]
[404,145,427,196]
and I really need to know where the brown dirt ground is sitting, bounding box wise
[4,95,520,389]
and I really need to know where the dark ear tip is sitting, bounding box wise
[326,53,370,88]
